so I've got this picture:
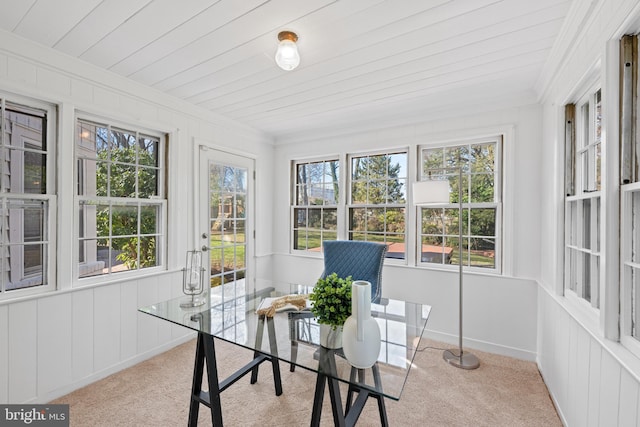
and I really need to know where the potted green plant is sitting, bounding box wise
[309,273,353,348]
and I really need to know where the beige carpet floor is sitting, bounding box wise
[52,339,561,426]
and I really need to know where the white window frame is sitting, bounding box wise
[417,137,502,274]
[74,113,167,285]
[0,94,57,301]
[621,184,640,355]
[564,86,602,312]
[290,157,340,253]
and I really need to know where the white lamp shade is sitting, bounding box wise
[275,39,300,70]
[413,180,450,205]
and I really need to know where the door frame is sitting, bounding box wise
[194,139,256,296]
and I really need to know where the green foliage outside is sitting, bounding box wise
[309,273,353,328]
[421,143,497,267]
[95,144,158,270]
[351,154,405,204]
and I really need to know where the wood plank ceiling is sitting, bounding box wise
[0,0,572,141]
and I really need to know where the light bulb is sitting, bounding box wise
[275,31,300,71]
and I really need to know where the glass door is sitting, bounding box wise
[199,147,254,304]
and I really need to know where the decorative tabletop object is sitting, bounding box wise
[256,294,309,317]
[180,250,206,308]
[342,280,381,368]
[309,273,353,348]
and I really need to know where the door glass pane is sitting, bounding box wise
[208,161,247,303]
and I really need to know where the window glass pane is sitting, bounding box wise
[236,169,247,194]
[567,248,576,292]
[420,236,449,264]
[350,207,366,231]
[111,204,138,236]
[367,208,385,232]
[568,201,577,245]
[444,208,459,235]
[470,238,495,268]
[387,178,405,203]
[138,135,159,167]
[583,252,591,302]
[352,181,367,204]
[582,199,591,250]
[138,166,158,198]
[1,199,45,289]
[470,208,496,237]
[422,148,444,174]
[321,183,336,205]
[322,209,337,231]
[421,208,444,235]
[328,160,339,202]
[470,173,494,203]
[581,103,589,149]
[111,237,135,273]
[139,236,158,269]
[5,106,45,150]
[293,229,307,251]
[23,151,46,194]
[110,128,137,158]
[233,220,246,243]
[3,105,47,196]
[308,208,321,230]
[294,208,307,228]
[110,163,137,197]
[634,192,640,264]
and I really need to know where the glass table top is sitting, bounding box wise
[139,286,431,401]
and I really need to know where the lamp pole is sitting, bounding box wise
[442,163,480,369]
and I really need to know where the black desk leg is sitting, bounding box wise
[265,317,283,396]
[250,315,283,396]
[189,332,223,427]
[372,364,388,427]
[311,348,346,427]
[343,364,388,427]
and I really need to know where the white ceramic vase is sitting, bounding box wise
[319,324,343,349]
[342,280,381,369]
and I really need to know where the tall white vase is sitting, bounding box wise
[342,280,381,369]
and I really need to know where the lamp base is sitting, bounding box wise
[443,348,480,370]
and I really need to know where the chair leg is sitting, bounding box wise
[290,340,298,372]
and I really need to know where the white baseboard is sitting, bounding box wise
[423,329,537,362]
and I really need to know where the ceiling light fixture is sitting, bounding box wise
[275,31,300,71]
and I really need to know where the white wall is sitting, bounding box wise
[272,104,543,360]
[537,0,640,425]
[0,30,275,403]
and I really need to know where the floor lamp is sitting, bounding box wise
[413,171,480,370]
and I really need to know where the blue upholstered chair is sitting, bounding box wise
[289,240,387,371]
[319,240,387,304]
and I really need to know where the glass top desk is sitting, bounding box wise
[139,286,430,426]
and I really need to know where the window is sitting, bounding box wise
[292,159,339,251]
[76,118,166,279]
[418,139,501,271]
[621,34,640,352]
[349,151,407,259]
[564,88,601,309]
[0,97,55,298]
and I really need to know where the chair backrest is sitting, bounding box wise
[321,240,387,304]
